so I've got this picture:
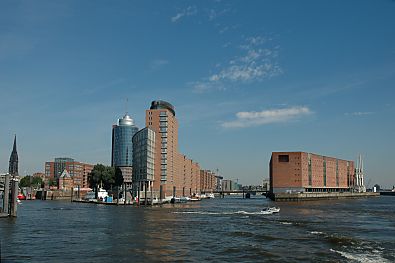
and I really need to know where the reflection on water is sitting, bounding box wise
[0,196,394,262]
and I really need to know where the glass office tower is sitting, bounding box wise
[111,114,139,168]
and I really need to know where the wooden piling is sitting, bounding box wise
[144,181,148,206]
[3,175,10,215]
[10,178,18,217]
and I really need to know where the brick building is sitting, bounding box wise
[269,152,355,194]
[200,170,217,193]
[142,100,202,199]
[45,158,94,189]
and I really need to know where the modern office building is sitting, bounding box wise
[132,127,156,197]
[269,152,355,194]
[9,135,18,176]
[45,158,94,189]
[221,179,241,191]
[111,114,139,186]
[145,100,202,199]
[146,100,179,198]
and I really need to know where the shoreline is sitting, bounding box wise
[268,192,380,202]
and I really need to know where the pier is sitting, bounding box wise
[0,174,19,218]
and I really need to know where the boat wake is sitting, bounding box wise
[173,210,276,216]
[330,248,391,263]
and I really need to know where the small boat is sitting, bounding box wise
[17,193,26,200]
[206,193,215,199]
[262,207,280,213]
[190,197,201,201]
[180,196,190,202]
[170,197,181,204]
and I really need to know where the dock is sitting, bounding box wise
[268,192,379,201]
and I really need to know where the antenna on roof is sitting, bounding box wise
[125,97,129,115]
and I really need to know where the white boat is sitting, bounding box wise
[84,187,109,201]
[262,207,280,213]
[207,193,215,199]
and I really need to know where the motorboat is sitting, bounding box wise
[262,207,280,213]
[190,197,201,201]
[206,193,215,199]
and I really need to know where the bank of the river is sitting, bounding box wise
[269,191,379,201]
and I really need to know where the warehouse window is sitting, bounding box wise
[278,155,289,162]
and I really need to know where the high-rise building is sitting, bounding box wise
[145,100,202,199]
[9,135,18,175]
[111,114,139,186]
[146,101,178,198]
[269,152,355,194]
[132,127,156,198]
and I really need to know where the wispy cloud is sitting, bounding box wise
[345,111,374,116]
[207,7,230,21]
[150,59,169,70]
[171,6,197,23]
[222,106,312,128]
[192,36,282,93]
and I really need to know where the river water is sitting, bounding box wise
[0,195,394,262]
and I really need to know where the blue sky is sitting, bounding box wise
[0,0,394,187]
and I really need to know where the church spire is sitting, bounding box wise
[9,135,18,175]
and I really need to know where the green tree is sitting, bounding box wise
[88,164,115,192]
[48,178,57,187]
[31,176,43,187]
[20,176,32,187]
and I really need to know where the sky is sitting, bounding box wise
[0,0,394,187]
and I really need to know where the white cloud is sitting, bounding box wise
[222,106,312,128]
[192,36,282,93]
[150,59,169,70]
[345,111,373,116]
[171,6,197,22]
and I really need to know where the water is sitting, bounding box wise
[1,196,394,262]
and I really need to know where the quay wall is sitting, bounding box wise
[380,191,395,196]
[269,192,379,201]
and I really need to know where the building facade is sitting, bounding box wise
[200,170,217,193]
[221,179,241,191]
[132,127,156,197]
[111,114,139,185]
[270,152,355,194]
[145,100,202,199]
[45,158,94,189]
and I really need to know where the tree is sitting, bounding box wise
[31,176,43,187]
[20,176,32,187]
[48,178,57,187]
[20,175,43,188]
[88,164,115,191]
